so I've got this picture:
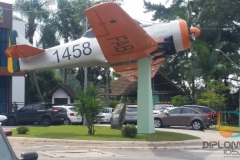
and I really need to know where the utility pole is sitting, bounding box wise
[83,0,89,126]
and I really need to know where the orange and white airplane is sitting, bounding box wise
[5,2,200,81]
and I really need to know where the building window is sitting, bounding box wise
[0,76,9,115]
[0,27,8,68]
[54,98,68,105]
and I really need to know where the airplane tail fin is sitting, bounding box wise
[5,30,44,73]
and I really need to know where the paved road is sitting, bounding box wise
[13,145,235,160]
[4,125,240,159]
[156,126,240,142]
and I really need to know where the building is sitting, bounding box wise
[45,84,76,105]
[0,2,25,115]
[101,71,186,106]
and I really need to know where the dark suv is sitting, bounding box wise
[182,105,216,124]
[7,102,67,126]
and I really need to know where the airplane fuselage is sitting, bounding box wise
[19,37,110,71]
[17,20,195,71]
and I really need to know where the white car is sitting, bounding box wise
[153,104,175,114]
[0,115,7,123]
[96,107,114,124]
[53,105,82,125]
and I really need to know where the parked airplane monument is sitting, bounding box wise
[5,2,200,133]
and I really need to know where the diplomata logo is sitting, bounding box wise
[0,6,3,23]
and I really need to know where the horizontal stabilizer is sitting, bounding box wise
[5,44,44,58]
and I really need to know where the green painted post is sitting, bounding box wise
[137,57,155,134]
[152,94,159,107]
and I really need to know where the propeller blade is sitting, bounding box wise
[190,33,195,41]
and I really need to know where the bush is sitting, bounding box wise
[121,124,137,138]
[16,126,29,134]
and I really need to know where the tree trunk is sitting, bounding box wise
[32,71,44,101]
[105,68,110,107]
[191,77,195,104]
[64,69,67,84]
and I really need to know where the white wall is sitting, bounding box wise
[52,88,71,104]
[12,20,25,36]
[11,77,25,109]
[12,20,25,109]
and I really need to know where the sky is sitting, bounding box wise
[0,0,161,22]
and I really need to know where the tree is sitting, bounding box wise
[75,83,104,135]
[25,70,63,103]
[144,0,240,106]
[170,95,188,107]
[197,80,229,110]
[14,0,51,101]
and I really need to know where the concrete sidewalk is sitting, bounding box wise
[8,137,204,149]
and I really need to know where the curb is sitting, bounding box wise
[65,146,204,150]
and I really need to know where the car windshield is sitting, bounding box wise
[0,128,15,160]
[154,105,170,110]
[69,108,75,112]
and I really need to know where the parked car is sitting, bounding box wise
[182,105,216,124]
[153,103,174,114]
[154,107,211,130]
[153,107,176,114]
[124,104,137,125]
[96,107,114,124]
[7,102,67,126]
[53,105,82,125]
[0,124,38,160]
[0,115,7,124]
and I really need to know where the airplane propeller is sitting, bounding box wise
[189,27,200,42]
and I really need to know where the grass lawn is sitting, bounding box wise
[12,125,200,141]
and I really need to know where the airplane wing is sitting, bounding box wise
[85,2,160,80]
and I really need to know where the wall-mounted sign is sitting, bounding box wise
[0,6,3,23]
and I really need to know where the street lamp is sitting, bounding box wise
[215,49,240,127]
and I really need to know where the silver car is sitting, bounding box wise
[154,107,211,130]
[124,105,137,124]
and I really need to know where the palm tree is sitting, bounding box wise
[14,0,51,101]
[75,83,104,135]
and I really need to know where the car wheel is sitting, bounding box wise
[191,120,202,130]
[42,117,51,126]
[8,117,17,126]
[63,118,71,125]
[154,118,163,128]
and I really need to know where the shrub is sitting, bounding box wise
[16,126,29,134]
[121,124,137,138]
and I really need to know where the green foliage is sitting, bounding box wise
[75,83,104,135]
[25,70,63,103]
[170,95,188,107]
[120,96,133,103]
[108,100,120,108]
[144,0,240,110]
[16,126,29,134]
[121,124,137,138]
[197,80,229,110]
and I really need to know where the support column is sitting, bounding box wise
[137,57,155,134]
